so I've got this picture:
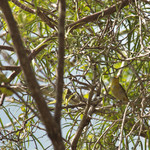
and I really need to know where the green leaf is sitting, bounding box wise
[0,73,9,83]
[0,87,13,96]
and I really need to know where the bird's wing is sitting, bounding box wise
[119,83,128,100]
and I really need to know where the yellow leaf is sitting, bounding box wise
[84,93,89,99]
[48,100,56,105]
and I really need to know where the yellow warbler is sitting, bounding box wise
[111,77,129,102]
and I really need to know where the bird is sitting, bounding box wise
[110,77,129,102]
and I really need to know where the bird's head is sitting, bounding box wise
[111,77,119,84]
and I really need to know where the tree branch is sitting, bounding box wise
[11,0,57,29]
[71,88,95,150]
[54,0,66,135]
[0,1,64,149]
[0,66,20,71]
[66,0,131,31]
[0,45,14,51]
[8,36,55,82]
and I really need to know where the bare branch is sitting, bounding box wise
[0,66,20,71]
[71,87,95,150]
[67,0,131,31]
[0,45,14,51]
[11,0,57,29]
[0,1,64,149]
[11,0,35,13]
[54,0,66,136]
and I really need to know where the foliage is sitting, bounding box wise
[0,0,150,149]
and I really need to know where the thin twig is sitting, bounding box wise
[92,121,118,150]
[118,102,130,150]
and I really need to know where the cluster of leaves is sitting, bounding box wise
[0,0,150,149]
